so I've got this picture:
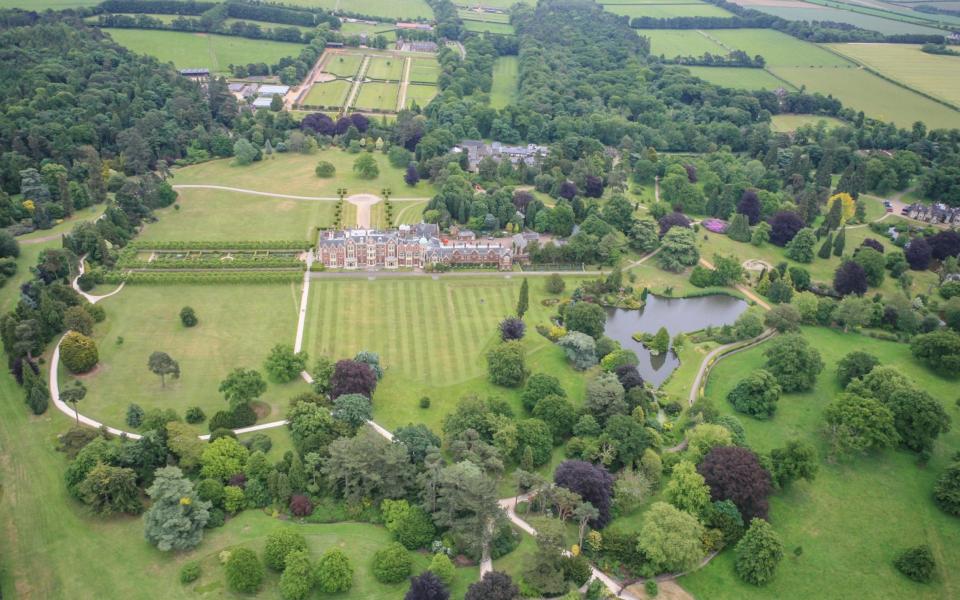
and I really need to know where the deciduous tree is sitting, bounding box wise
[147,351,180,388]
[735,518,783,586]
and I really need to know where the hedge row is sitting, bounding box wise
[103,271,303,284]
[116,257,304,270]
[127,240,311,250]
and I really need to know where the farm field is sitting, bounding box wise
[462,20,516,33]
[458,8,512,22]
[303,79,352,108]
[708,28,853,67]
[366,56,405,80]
[353,81,400,110]
[637,29,726,57]
[0,0,94,6]
[409,57,441,83]
[453,0,534,7]
[681,327,960,600]
[67,282,305,430]
[282,0,433,19]
[771,113,848,131]
[141,187,335,242]
[826,43,960,107]
[103,29,303,74]
[490,56,519,108]
[324,53,364,77]
[405,84,438,108]
[339,20,398,41]
[170,150,437,198]
[686,66,795,90]
[602,2,733,17]
[735,0,949,33]
[772,65,960,129]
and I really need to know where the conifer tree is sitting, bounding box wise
[832,226,846,257]
[818,231,834,259]
[517,278,529,317]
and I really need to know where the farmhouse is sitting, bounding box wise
[455,140,550,172]
[316,224,512,270]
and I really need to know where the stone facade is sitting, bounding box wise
[904,203,960,224]
[455,140,549,172]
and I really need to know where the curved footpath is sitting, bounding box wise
[49,246,778,596]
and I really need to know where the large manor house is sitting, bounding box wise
[316,223,513,270]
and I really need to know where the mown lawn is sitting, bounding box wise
[353,81,400,111]
[637,29,726,58]
[304,80,352,108]
[366,56,405,81]
[72,283,308,430]
[686,66,795,91]
[490,56,519,109]
[324,53,364,78]
[405,84,438,109]
[681,326,960,599]
[282,0,433,19]
[770,114,847,132]
[409,58,441,84]
[170,150,436,199]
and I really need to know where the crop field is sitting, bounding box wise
[408,58,441,83]
[353,81,400,110]
[458,8,512,22]
[686,66,795,90]
[282,0,433,19]
[103,29,303,74]
[170,150,437,198]
[456,0,534,7]
[0,0,94,6]
[303,79,352,107]
[682,327,960,600]
[462,20,516,33]
[324,53,364,77]
[339,20,398,41]
[637,29,726,57]
[602,1,734,17]
[366,56,405,80]
[771,113,848,131]
[826,43,960,107]
[772,66,960,129]
[708,28,853,67]
[490,56,519,109]
[747,3,947,33]
[72,282,306,429]
[405,84,438,108]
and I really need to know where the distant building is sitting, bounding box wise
[397,39,439,53]
[396,22,434,31]
[316,224,512,270]
[252,97,274,109]
[179,68,210,80]
[455,140,549,172]
[904,203,960,224]
[257,84,290,97]
[511,231,540,256]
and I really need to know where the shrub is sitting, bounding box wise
[223,486,245,513]
[372,542,412,584]
[60,332,99,373]
[727,370,781,419]
[196,478,225,508]
[933,462,960,516]
[486,341,527,387]
[315,549,353,593]
[419,396,431,409]
[64,305,94,335]
[290,494,314,517]
[315,161,336,177]
[836,351,880,387]
[179,561,201,584]
[546,273,566,293]
[429,552,455,586]
[645,579,659,597]
[126,403,145,428]
[893,545,936,583]
[279,550,313,600]
[264,528,308,571]
[185,406,206,424]
[734,518,783,586]
[180,306,198,327]
[499,317,526,341]
[225,547,264,593]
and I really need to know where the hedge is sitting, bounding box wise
[103,271,303,284]
[116,257,304,270]
[127,240,311,250]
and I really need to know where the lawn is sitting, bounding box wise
[339,20,398,41]
[680,326,960,600]
[458,8,512,22]
[141,187,335,242]
[301,275,591,431]
[303,79,352,108]
[392,199,429,225]
[170,150,436,199]
[408,58,441,83]
[282,0,433,19]
[771,113,848,132]
[103,29,304,74]
[68,282,307,429]
[490,56,519,109]
[353,81,400,111]
[637,29,726,57]
[462,20,516,34]
[746,3,948,34]
[771,65,960,129]
[405,84,438,109]
[686,66,796,91]
[0,0,95,6]
[825,43,960,107]
[324,53,364,78]
[709,28,853,67]
[366,56,405,81]
[603,2,733,17]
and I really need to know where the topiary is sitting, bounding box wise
[225,547,264,593]
[315,549,353,593]
[372,542,412,584]
[60,331,99,374]
[893,545,936,583]
[185,406,206,424]
[179,561,201,584]
[428,552,455,586]
[180,306,198,327]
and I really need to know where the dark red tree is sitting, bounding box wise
[928,230,960,260]
[833,260,868,296]
[289,494,313,516]
[905,237,933,270]
[301,113,335,136]
[554,460,614,527]
[334,117,352,135]
[684,164,698,183]
[349,113,370,133]
[559,181,578,200]
[738,189,761,225]
[585,176,604,198]
[404,164,420,186]
[465,571,520,600]
[614,364,644,391]
[513,190,534,212]
[768,211,805,246]
[228,473,247,489]
[405,571,449,600]
[499,317,526,341]
[330,360,377,399]
[658,212,691,236]
[697,446,773,521]
[860,238,884,253]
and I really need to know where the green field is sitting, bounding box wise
[490,56,519,109]
[71,283,306,429]
[392,199,429,225]
[772,65,960,129]
[771,113,848,131]
[638,29,726,57]
[603,2,733,17]
[281,0,433,19]
[826,43,960,107]
[458,8,512,22]
[170,150,437,199]
[686,66,795,91]
[459,0,535,7]
[303,79,352,108]
[745,3,948,34]
[103,29,303,74]
[709,28,853,67]
[339,20,398,41]
[0,0,95,6]
[324,53,365,78]
[681,327,960,600]
[366,56,405,80]
[353,81,400,111]
[409,58,441,83]
[142,188,335,242]
[462,20,516,34]
[405,84,438,109]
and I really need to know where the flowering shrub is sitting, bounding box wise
[702,219,729,234]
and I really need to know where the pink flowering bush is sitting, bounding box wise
[703,219,729,234]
